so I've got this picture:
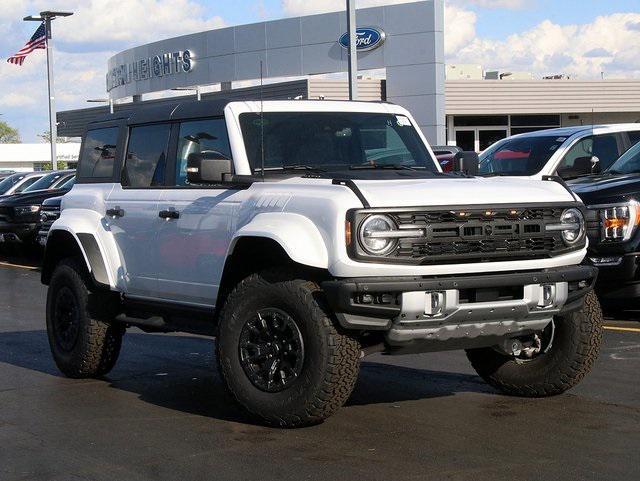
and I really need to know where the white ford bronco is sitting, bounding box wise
[42,99,602,427]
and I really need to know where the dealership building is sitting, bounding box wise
[57,0,640,154]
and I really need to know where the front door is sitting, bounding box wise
[105,123,171,298]
[154,117,239,307]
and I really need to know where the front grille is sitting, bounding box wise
[352,205,581,265]
[39,207,60,234]
[585,209,600,245]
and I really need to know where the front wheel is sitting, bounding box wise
[216,269,361,428]
[466,290,603,397]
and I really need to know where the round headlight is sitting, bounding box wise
[359,214,397,255]
[560,208,585,244]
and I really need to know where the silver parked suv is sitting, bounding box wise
[42,99,602,427]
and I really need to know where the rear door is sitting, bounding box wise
[105,123,170,299]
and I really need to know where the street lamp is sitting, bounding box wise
[87,98,114,114]
[24,11,73,170]
[346,0,358,100]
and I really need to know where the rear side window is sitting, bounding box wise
[628,131,640,147]
[123,124,170,188]
[78,127,118,180]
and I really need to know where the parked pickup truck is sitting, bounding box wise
[479,124,640,179]
[42,99,602,427]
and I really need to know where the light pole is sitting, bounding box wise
[172,86,202,101]
[87,98,114,114]
[24,10,73,170]
[346,0,358,100]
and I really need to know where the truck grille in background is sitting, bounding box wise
[380,206,574,264]
[39,206,60,235]
[585,209,600,245]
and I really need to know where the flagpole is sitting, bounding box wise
[23,11,73,171]
[44,17,57,170]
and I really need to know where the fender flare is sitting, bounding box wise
[229,212,329,269]
[42,208,118,288]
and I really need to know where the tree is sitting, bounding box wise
[38,130,73,143]
[0,121,20,143]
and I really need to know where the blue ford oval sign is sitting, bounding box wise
[339,27,386,52]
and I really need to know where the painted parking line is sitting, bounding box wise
[0,260,39,271]
[604,326,640,334]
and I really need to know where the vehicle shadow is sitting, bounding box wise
[0,329,492,426]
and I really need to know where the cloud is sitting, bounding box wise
[1,0,225,54]
[584,48,613,58]
[448,12,640,78]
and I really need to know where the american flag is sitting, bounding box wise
[7,23,47,66]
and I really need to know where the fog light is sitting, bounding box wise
[360,294,374,304]
[589,256,623,266]
[538,284,556,308]
[425,291,445,316]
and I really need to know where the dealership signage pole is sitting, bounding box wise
[24,11,73,170]
[346,0,358,100]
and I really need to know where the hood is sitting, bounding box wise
[42,195,64,207]
[351,177,575,208]
[567,173,640,206]
[0,188,69,207]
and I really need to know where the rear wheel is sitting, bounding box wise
[216,269,361,427]
[46,258,124,378]
[466,290,603,397]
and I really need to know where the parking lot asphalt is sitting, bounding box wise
[0,260,639,481]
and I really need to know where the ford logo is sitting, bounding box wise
[339,27,386,52]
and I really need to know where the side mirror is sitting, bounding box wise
[187,151,232,184]
[452,151,479,176]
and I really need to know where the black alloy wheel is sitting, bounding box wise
[238,308,305,393]
[52,286,81,352]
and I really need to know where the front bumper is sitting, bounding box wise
[322,265,597,353]
[0,221,38,243]
[588,253,640,300]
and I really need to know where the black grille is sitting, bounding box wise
[352,205,580,265]
[39,207,60,235]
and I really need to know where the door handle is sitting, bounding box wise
[159,209,180,220]
[106,207,125,218]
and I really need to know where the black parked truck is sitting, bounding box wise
[569,141,640,304]
[0,176,74,245]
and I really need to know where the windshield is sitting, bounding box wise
[0,173,25,195]
[239,112,439,173]
[479,135,566,176]
[22,172,65,193]
[606,142,640,175]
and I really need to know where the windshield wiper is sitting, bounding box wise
[349,164,420,171]
[479,172,518,177]
[257,165,327,173]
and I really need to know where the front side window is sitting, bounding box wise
[239,112,438,173]
[479,135,565,176]
[557,134,620,176]
[175,118,232,186]
[78,127,118,180]
[123,124,170,188]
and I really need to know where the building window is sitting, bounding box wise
[510,115,560,127]
[454,116,509,127]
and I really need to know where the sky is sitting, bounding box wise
[1,0,639,142]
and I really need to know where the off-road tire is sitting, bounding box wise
[46,257,124,378]
[216,269,361,428]
[466,290,603,397]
